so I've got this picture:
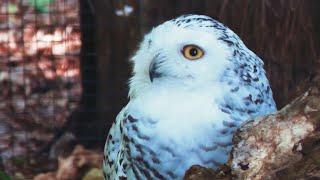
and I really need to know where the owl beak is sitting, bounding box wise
[149,59,163,82]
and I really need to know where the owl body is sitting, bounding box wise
[104,15,276,180]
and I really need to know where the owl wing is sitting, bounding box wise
[103,107,127,179]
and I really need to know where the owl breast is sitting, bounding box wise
[121,85,242,179]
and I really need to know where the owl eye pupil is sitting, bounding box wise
[189,48,198,56]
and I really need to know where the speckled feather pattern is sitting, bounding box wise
[103,14,276,180]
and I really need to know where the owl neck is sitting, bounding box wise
[128,73,226,102]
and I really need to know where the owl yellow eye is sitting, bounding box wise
[182,45,204,60]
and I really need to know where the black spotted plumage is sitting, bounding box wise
[103,14,276,180]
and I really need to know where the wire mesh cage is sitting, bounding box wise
[0,0,81,177]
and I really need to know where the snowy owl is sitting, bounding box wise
[103,14,276,180]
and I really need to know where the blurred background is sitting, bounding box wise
[0,0,319,179]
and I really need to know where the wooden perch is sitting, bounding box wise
[184,76,320,180]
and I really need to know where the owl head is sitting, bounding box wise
[129,14,264,99]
